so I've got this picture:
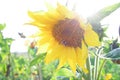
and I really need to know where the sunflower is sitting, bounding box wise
[28,3,100,73]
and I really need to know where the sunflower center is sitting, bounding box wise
[52,18,84,48]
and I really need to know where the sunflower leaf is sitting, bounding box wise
[88,2,120,22]
[104,48,120,59]
[30,53,46,67]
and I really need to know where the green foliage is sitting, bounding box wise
[88,2,120,41]
[103,40,112,53]
[0,24,6,30]
[0,24,14,80]
[41,60,58,80]
[101,60,120,80]
[104,48,120,59]
[30,53,46,66]
[51,68,74,80]
[102,39,120,59]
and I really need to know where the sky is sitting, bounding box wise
[0,0,120,53]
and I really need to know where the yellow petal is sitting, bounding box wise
[27,21,53,30]
[75,47,83,67]
[37,37,49,46]
[45,42,65,64]
[57,47,77,73]
[84,24,100,46]
[47,38,57,51]
[46,10,64,20]
[57,3,73,18]
[37,33,52,45]
[76,42,88,73]
[43,2,64,21]
[66,47,77,73]
[81,42,88,73]
[28,11,56,25]
[36,31,52,45]
[40,30,51,35]
[57,52,66,70]
[36,32,53,54]
[82,42,88,60]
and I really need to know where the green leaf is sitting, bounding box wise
[0,31,3,40]
[0,24,6,30]
[0,55,2,62]
[55,68,74,77]
[103,27,108,32]
[30,53,46,66]
[0,63,4,71]
[51,68,74,80]
[104,48,120,59]
[88,2,120,22]
[5,38,14,45]
[28,47,37,57]
[17,58,25,65]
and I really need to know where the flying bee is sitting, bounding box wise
[18,32,26,38]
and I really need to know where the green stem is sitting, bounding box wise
[93,54,98,80]
[10,54,15,80]
[97,59,106,80]
[94,54,99,80]
[37,64,43,80]
[6,45,15,80]
[27,48,32,79]
[86,55,92,80]
[9,45,15,80]
[94,47,103,80]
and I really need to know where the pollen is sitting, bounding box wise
[52,18,84,48]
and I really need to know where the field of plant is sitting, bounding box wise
[0,1,120,80]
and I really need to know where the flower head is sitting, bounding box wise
[28,3,100,73]
[105,73,112,80]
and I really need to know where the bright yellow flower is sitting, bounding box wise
[105,73,112,80]
[28,3,100,73]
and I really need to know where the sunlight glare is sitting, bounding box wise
[73,0,120,18]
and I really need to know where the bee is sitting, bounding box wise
[18,32,26,38]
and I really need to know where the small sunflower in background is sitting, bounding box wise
[105,73,112,80]
[27,2,100,73]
